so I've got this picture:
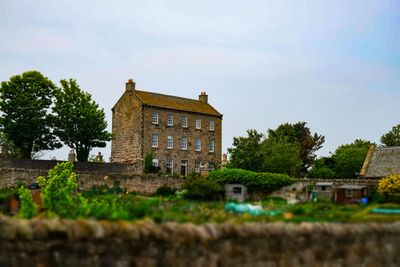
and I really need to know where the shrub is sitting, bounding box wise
[155,186,176,196]
[182,175,223,200]
[17,186,38,218]
[377,174,400,203]
[37,162,88,218]
[209,168,294,193]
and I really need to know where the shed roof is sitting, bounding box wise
[134,90,222,117]
[337,185,368,190]
[315,182,333,186]
[360,145,400,178]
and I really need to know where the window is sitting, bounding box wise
[151,133,158,148]
[152,112,159,124]
[167,114,174,126]
[233,186,242,194]
[195,138,201,151]
[209,121,215,131]
[346,189,353,197]
[195,119,202,130]
[208,161,215,171]
[166,159,173,174]
[209,140,215,152]
[167,136,173,149]
[152,159,159,167]
[181,116,188,128]
[181,137,188,150]
[194,161,201,173]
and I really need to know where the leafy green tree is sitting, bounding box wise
[261,137,302,176]
[17,186,38,218]
[380,124,400,146]
[52,79,112,162]
[227,129,265,172]
[0,71,61,159]
[333,139,373,177]
[267,122,324,175]
[308,157,336,178]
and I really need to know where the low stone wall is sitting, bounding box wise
[0,159,182,195]
[0,217,399,267]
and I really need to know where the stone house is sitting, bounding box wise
[111,79,223,175]
[359,145,400,178]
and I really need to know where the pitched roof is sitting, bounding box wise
[133,90,222,117]
[359,145,400,178]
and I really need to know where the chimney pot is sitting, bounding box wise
[199,91,208,103]
[126,79,136,91]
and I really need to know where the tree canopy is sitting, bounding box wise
[227,129,265,172]
[52,79,112,162]
[308,139,373,178]
[267,122,325,175]
[0,71,61,159]
[380,124,400,147]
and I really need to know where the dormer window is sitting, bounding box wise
[152,112,159,125]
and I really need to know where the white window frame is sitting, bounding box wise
[167,136,173,149]
[209,140,215,153]
[152,159,159,167]
[152,112,159,125]
[181,116,188,128]
[346,189,353,197]
[194,161,201,173]
[195,119,202,130]
[209,120,215,131]
[167,113,174,126]
[181,137,188,150]
[195,138,201,151]
[151,133,158,148]
[166,159,174,173]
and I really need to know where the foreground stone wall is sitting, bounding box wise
[0,217,399,267]
[0,159,182,195]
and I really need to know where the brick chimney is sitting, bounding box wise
[126,79,135,91]
[199,91,208,103]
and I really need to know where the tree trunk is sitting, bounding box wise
[76,147,90,162]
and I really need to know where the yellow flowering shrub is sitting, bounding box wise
[377,174,400,203]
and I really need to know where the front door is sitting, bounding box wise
[181,160,188,176]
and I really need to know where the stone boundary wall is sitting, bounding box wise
[295,177,381,185]
[0,159,183,195]
[0,217,399,267]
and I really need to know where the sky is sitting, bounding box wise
[0,0,399,161]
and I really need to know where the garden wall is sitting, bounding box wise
[0,159,182,195]
[0,217,399,267]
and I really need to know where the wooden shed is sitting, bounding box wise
[336,185,368,204]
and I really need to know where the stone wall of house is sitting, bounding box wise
[111,89,143,163]
[143,106,222,174]
[0,217,399,267]
[0,159,182,195]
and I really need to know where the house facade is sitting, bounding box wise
[111,79,223,175]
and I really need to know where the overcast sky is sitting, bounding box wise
[1,0,399,161]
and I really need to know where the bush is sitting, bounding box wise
[377,174,400,203]
[37,162,88,218]
[17,186,38,218]
[155,186,176,196]
[209,168,294,193]
[181,175,223,200]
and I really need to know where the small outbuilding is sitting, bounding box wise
[225,184,248,202]
[312,182,334,200]
[336,185,368,204]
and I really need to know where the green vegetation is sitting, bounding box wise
[182,175,223,200]
[17,187,38,218]
[377,174,400,203]
[0,71,61,159]
[209,168,295,193]
[308,139,373,178]
[380,124,400,147]
[52,79,112,162]
[227,122,324,176]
